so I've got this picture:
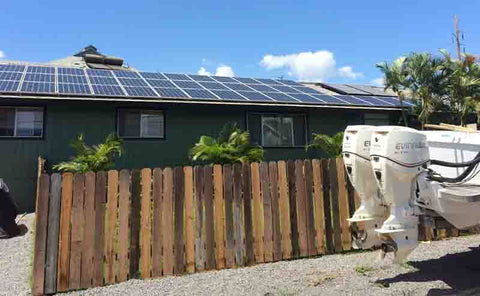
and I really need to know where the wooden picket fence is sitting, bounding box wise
[32,158,360,295]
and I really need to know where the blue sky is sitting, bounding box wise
[1,0,479,85]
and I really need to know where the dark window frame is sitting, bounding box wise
[116,108,166,140]
[0,106,45,139]
[246,112,308,148]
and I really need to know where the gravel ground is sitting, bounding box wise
[2,214,480,296]
[0,213,35,296]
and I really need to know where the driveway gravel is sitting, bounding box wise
[2,214,480,296]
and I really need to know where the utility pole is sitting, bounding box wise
[454,15,462,60]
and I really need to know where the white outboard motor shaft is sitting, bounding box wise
[370,126,429,263]
[343,126,388,249]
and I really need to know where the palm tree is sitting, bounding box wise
[376,57,409,126]
[307,132,344,158]
[404,52,448,129]
[190,122,264,164]
[440,50,480,126]
[54,133,123,173]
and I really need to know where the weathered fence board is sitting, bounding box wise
[105,170,118,284]
[118,170,130,282]
[45,174,61,294]
[213,164,225,270]
[33,158,391,295]
[184,166,195,273]
[152,168,163,277]
[32,174,50,296]
[81,172,96,288]
[223,164,235,268]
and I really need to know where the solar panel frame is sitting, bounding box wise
[245,84,277,92]
[26,66,55,74]
[236,91,274,102]
[123,86,158,97]
[24,73,55,83]
[268,85,301,93]
[333,95,372,106]
[91,84,126,96]
[353,95,393,106]
[275,79,300,86]
[187,74,216,82]
[198,81,229,90]
[139,72,168,80]
[182,88,219,100]
[21,81,56,93]
[252,78,282,85]
[309,94,351,105]
[288,93,323,104]
[86,69,114,77]
[154,87,190,99]
[233,77,259,84]
[113,70,141,78]
[211,76,238,83]
[88,76,119,85]
[0,80,20,92]
[146,79,176,88]
[173,80,204,89]
[262,92,299,102]
[58,67,84,76]
[58,83,91,95]
[210,90,248,101]
[163,73,192,81]
[0,64,25,72]
[222,83,255,92]
[291,86,323,95]
[0,72,23,81]
[117,78,149,87]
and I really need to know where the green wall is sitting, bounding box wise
[0,98,399,212]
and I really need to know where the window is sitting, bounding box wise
[0,107,44,138]
[118,109,165,138]
[364,113,390,126]
[248,113,306,147]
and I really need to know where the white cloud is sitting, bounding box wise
[0,51,5,59]
[197,67,212,76]
[215,65,235,77]
[197,64,235,77]
[338,66,364,79]
[371,77,385,86]
[260,50,337,82]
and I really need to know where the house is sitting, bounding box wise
[0,46,409,211]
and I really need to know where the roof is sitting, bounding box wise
[313,82,398,96]
[0,47,410,111]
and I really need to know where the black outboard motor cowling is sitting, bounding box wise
[0,179,20,238]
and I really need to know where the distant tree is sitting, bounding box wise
[440,50,480,126]
[307,132,344,158]
[53,133,123,173]
[190,122,264,164]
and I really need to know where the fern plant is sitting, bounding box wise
[190,122,264,164]
[307,132,344,158]
[53,133,123,173]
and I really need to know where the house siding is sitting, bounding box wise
[0,98,399,212]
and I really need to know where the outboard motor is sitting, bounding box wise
[343,126,388,249]
[370,126,429,263]
[0,179,21,238]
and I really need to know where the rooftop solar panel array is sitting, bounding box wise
[0,63,409,109]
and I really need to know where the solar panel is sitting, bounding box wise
[211,90,248,101]
[188,74,215,82]
[0,72,22,81]
[223,83,254,92]
[86,69,113,77]
[92,85,125,96]
[26,66,55,74]
[173,80,203,89]
[57,75,88,84]
[288,93,322,103]
[276,79,300,86]
[253,78,282,85]
[0,81,20,92]
[113,71,140,78]
[323,83,371,95]
[375,96,414,107]
[183,89,218,100]
[198,82,229,90]
[58,83,91,95]
[154,87,189,99]
[123,87,157,97]
[147,79,176,88]
[346,84,388,96]
[88,76,117,85]
[291,86,323,95]
[309,94,350,105]
[118,78,148,87]
[0,64,25,72]
[211,76,238,83]
[58,68,84,76]
[139,72,167,80]
[24,73,55,83]
[263,92,298,102]
[163,73,191,81]
[236,91,273,101]
[21,82,55,93]
[268,85,300,93]
[355,96,392,106]
[233,77,259,84]
[245,84,277,92]
[333,95,372,106]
